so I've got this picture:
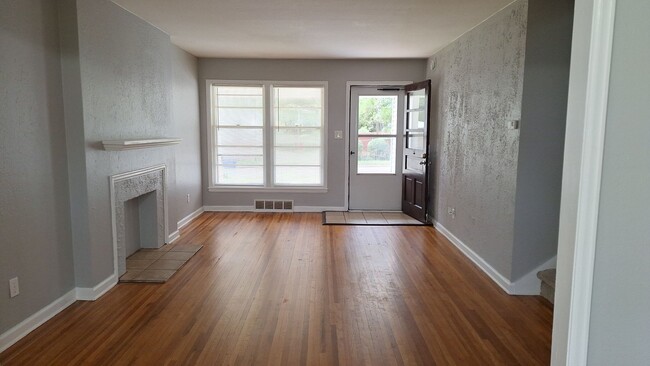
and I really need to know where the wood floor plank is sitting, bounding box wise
[0,213,553,365]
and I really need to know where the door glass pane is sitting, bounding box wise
[357,137,396,174]
[407,110,426,129]
[358,96,397,134]
[405,155,425,172]
[406,132,424,150]
[408,89,426,109]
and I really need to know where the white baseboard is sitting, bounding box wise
[204,205,254,212]
[178,207,204,229]
[433,221,513,293]
[203,205,345,213]
[167,230,180,244]
[1,274,119,352]
[0,288,77,353]
[433,221,556,296]
[75,274,117,301]
[510,255,557,295]
[293,206,346,212]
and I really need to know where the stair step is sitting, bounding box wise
[537,269,556,304]
[537,269,556,289]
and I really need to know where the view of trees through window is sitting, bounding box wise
[357,96,397,174]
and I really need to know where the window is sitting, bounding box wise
[356,95,398,174]
[208,81,327,191]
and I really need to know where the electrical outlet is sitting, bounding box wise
[507,119,520,130]
[9,277,19,298]
[186,194,190,203]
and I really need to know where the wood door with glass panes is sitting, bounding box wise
[402,80,431,222]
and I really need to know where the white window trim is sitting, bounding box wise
[206,80,328,192]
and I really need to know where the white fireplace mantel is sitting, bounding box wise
[102,138,181,151]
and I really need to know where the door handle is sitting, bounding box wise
[350,151,356,155]
[419,160,427,165]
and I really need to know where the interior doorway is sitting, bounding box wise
[348,86,405,210]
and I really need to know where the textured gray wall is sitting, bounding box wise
[426,1,528,279]
[58,0,92,292]
[171,47,203,223]
[73,0,176,286]
[587,1,650,363]
[0,0,75,333]
[198,58,426,208]
[58,0,202,287]
[510,0,574,280]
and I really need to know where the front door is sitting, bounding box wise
[402,80,431,222]
[349,86,405,210]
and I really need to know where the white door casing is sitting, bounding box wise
[348,86,405,210]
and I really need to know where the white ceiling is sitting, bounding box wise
[112,0,513,59]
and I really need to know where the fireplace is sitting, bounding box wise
[110,165,168,277]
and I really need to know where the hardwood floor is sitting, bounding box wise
[0,213,553,365]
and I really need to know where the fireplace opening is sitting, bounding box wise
[124,191,159,258]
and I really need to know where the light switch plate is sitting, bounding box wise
[9,277,19,298]
[334,130,343,139]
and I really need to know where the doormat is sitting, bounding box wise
[322,211,427,226]
[119,244,203,283]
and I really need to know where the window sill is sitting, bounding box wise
[208,186,328,193]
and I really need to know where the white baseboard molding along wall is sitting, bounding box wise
[167,230,180,244]
[178,207,204,229]
[433,221,556,295]
[75,274,118,301]
[0,289,77,353]
[1,208,212,353]
[203,205,346,213]
[0,273,118,353]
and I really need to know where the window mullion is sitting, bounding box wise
[264,83,273,188]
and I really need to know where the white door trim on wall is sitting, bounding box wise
[344,81,412,211]
[552,0,617,365]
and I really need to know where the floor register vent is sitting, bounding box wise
[254,200,294,211]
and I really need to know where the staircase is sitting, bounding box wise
[537,269,556,304]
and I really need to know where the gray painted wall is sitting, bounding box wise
[510,0,574,280]
[198,58,426,208]
[66,0,177,287]
[587,1,650,364]
[426,1,528,279]
[171,47,203,224]
[0,0,75,334]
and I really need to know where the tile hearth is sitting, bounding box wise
[120,244,202,283]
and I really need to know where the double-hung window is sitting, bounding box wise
[208,81,327,191]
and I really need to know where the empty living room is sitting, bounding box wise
[1,0,648,365]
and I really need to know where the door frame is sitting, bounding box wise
[552,0,617,364]
[344,81,413,210]
[348,86,405,211]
